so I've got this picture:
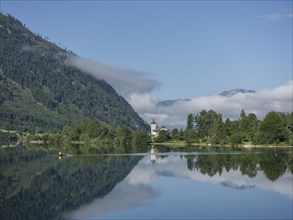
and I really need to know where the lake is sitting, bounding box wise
[0,145,292,219]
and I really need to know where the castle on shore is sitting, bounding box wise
[150,118,168,137]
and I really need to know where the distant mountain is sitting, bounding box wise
[0,13,149,132]
[156,89,255,108]
[218,89,255,97]
[157,99,190,107]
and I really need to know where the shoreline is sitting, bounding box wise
[242,144,293,148]
[153,141,293,148]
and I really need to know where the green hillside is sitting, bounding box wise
[0,13,149,133]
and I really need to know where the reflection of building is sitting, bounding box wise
[150,118,168,137]
[150,148,157,163]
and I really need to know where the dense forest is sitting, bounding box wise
[19,110,293,149]
[0,13,149,133]
[155,110,293,146]
[22,119,152,149]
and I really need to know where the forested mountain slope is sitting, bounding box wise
[0,13,149,133]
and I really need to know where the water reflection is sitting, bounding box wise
[65,147,293,220]
[0,146,142,220]
[0,146,292,219]
[151,154,293,198]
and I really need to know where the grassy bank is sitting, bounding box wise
[153,141,293,148]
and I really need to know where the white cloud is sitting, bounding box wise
[127,93,158,113]
[21,44,35,52]
[258,13,293,22]
[136,81,293,129]
[65,55,292,130]
[66,55,160,97]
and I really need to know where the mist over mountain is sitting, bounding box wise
[135,83,292,129]
[218,89,256,97]
[157,99,190,107]
[0,13,149,132]
[156,89,256,108]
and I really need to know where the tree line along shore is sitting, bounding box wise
[153,110,293,147]
[1,110,292,149]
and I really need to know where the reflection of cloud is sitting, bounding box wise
[64,161,158,219]
[65,155,292,219]
[138,81,293,128]
[65,182,158,219]
[153,156,293,199]
[126,162,158,185]
[129,155,293,200]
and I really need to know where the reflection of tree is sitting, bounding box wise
[239,155,258,178]
[259,150,288,181]
[194,155,223,176]
[186,155,195,171]
[152,145,293,181]
[222,154,239,173]
[182,148,293,181]
[289,162,293,175]
[0,147,142,220]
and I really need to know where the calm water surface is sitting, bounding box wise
[0,146,292,219]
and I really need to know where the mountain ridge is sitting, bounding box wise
[157,99,191,107]
[218,88,256,97]
[157,89,255,107]
[0,12,149,132]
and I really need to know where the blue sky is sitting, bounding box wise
[1,0,292,99]
[1,1,292,127]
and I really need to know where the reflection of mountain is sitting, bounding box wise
[62,149,293,219]
[65,177,158,219]
[0,146,142,220]
[221,181,255,190]
[157,170,175,177]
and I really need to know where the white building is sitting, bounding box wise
[150,118,168,137]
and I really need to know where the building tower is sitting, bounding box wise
[150,118,157,136]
